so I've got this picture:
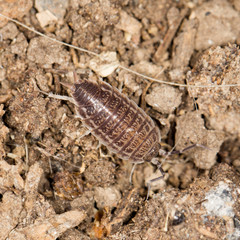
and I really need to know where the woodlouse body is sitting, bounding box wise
[71,79,161,163]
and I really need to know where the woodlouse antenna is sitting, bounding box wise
[168,144,211,155]
[145,143,211,199]
[146,162,165,200]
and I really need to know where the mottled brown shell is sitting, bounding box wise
[71,79,161,163]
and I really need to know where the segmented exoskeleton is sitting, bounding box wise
[71,78,161,164]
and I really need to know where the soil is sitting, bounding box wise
[0,0,240,239]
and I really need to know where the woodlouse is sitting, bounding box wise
[71,78,161,164]
[42,73,201,198]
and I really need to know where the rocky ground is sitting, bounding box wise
[0,0,239,239]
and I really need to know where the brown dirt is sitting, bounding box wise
[0,0,240,239]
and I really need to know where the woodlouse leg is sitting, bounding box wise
[35,146,85,171]
[129,161,143,184]
[96,141,103,150]
[79,129,91,138]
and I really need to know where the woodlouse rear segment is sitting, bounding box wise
[71,79,161,163]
